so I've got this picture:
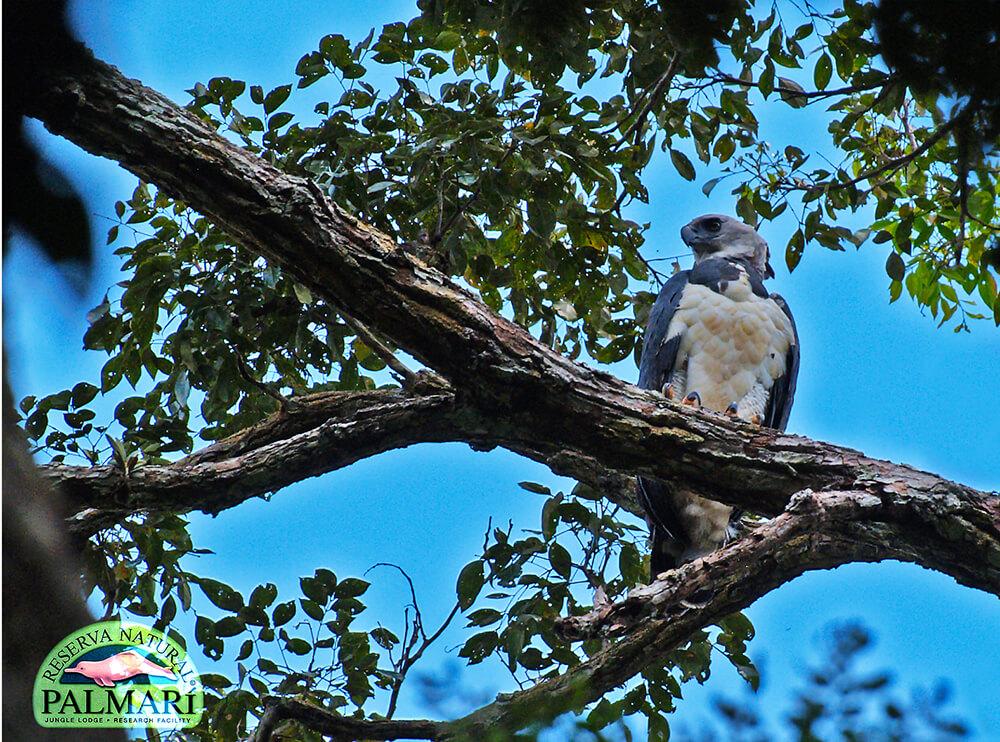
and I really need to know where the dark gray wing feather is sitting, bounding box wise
[638,270,689,391]
[763,293,799,431]
[636,270,691,575]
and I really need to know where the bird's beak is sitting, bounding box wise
[680,224,696,248]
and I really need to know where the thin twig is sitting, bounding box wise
[230,345,294,413]
[367,562,461,720]
[955,124,971,265]
[614,52,681,148]
[340,312,416,384]
[791,115,961,194]
[710,72,894,101]
[637,251,668,287]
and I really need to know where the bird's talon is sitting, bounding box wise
[682,392,702,409]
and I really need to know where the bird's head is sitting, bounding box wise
[680,214,774,279]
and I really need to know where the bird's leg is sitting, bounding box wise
[725,402,740,418]
[661,382,677,400]
[682,391,701,409]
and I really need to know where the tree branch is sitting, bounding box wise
[614,52,681,147]
[21,45,1000,742]
[709,72,894,101]
[27,48,993,548]
[794,115,961,193]
[48,385,468,534]
[45,382,640,535]
[244,486,999,740]
[250,697,445,741]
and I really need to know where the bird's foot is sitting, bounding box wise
[661,382,677,400]
[725,402,740,418]
[682,391,702,409]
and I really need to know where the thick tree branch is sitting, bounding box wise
[27,48,994,546]
[45,381,640,535]
[46,385,484,533]
[556,487,1000,641]
[19,41,1000,742]
[243,486,999,741]
[250,697,445,741]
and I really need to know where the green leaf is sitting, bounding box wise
[370,627,399,649]
[541,494,562,541]
[273,601,296,626]
[786,229,805,271]
[548,542,572,579]
[285,637,312,655]
[335,577,370,598]
[777,77,808,108]
[250,583,278,609]
[366,181,396,194]
[267,112,293,130]
[300,576,329,603]
[198,578,244,612]
[236,639,254,661]
[466,608,503,627]
[86,294,111,325]
[669,149,696,181]
[456,560,485,610]
[199,673,232,691]
[459,630,497,663]
[433,31,461,51]
[300,598,326,621]
[71,382,99,408]
[886,251,906,282]
[701,177,723,196]
[735,659,760,690]
[214,616,246,637]
[814,54,833,90]
[518,481,551,495]
[263,84,291,115]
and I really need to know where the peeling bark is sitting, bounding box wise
[249,487,1000,741]
[19,42,1000,742]
[26,46,978,519]
[45,378,640,535]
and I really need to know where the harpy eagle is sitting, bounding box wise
[637,214,799,576]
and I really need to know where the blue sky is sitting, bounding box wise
[5,1,999,737]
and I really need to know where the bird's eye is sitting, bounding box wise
[704,218,722,233]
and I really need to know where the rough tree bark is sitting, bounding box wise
[19,43,1000,741]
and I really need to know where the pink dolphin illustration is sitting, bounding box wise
[64,650,177,687]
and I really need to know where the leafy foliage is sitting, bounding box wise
[17,1,997,738]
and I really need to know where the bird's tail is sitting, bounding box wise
[650,524,682,577]
[637,476,687,580]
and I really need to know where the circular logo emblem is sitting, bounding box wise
[33,621,204,729]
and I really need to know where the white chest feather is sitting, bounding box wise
[667,282,794,413]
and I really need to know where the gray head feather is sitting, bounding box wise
[680,214,774,278]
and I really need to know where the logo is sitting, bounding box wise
[33,621,204,729]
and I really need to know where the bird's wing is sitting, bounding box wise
[636,270,692,570]
[763,293,799,431]
[637,270,690,392]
